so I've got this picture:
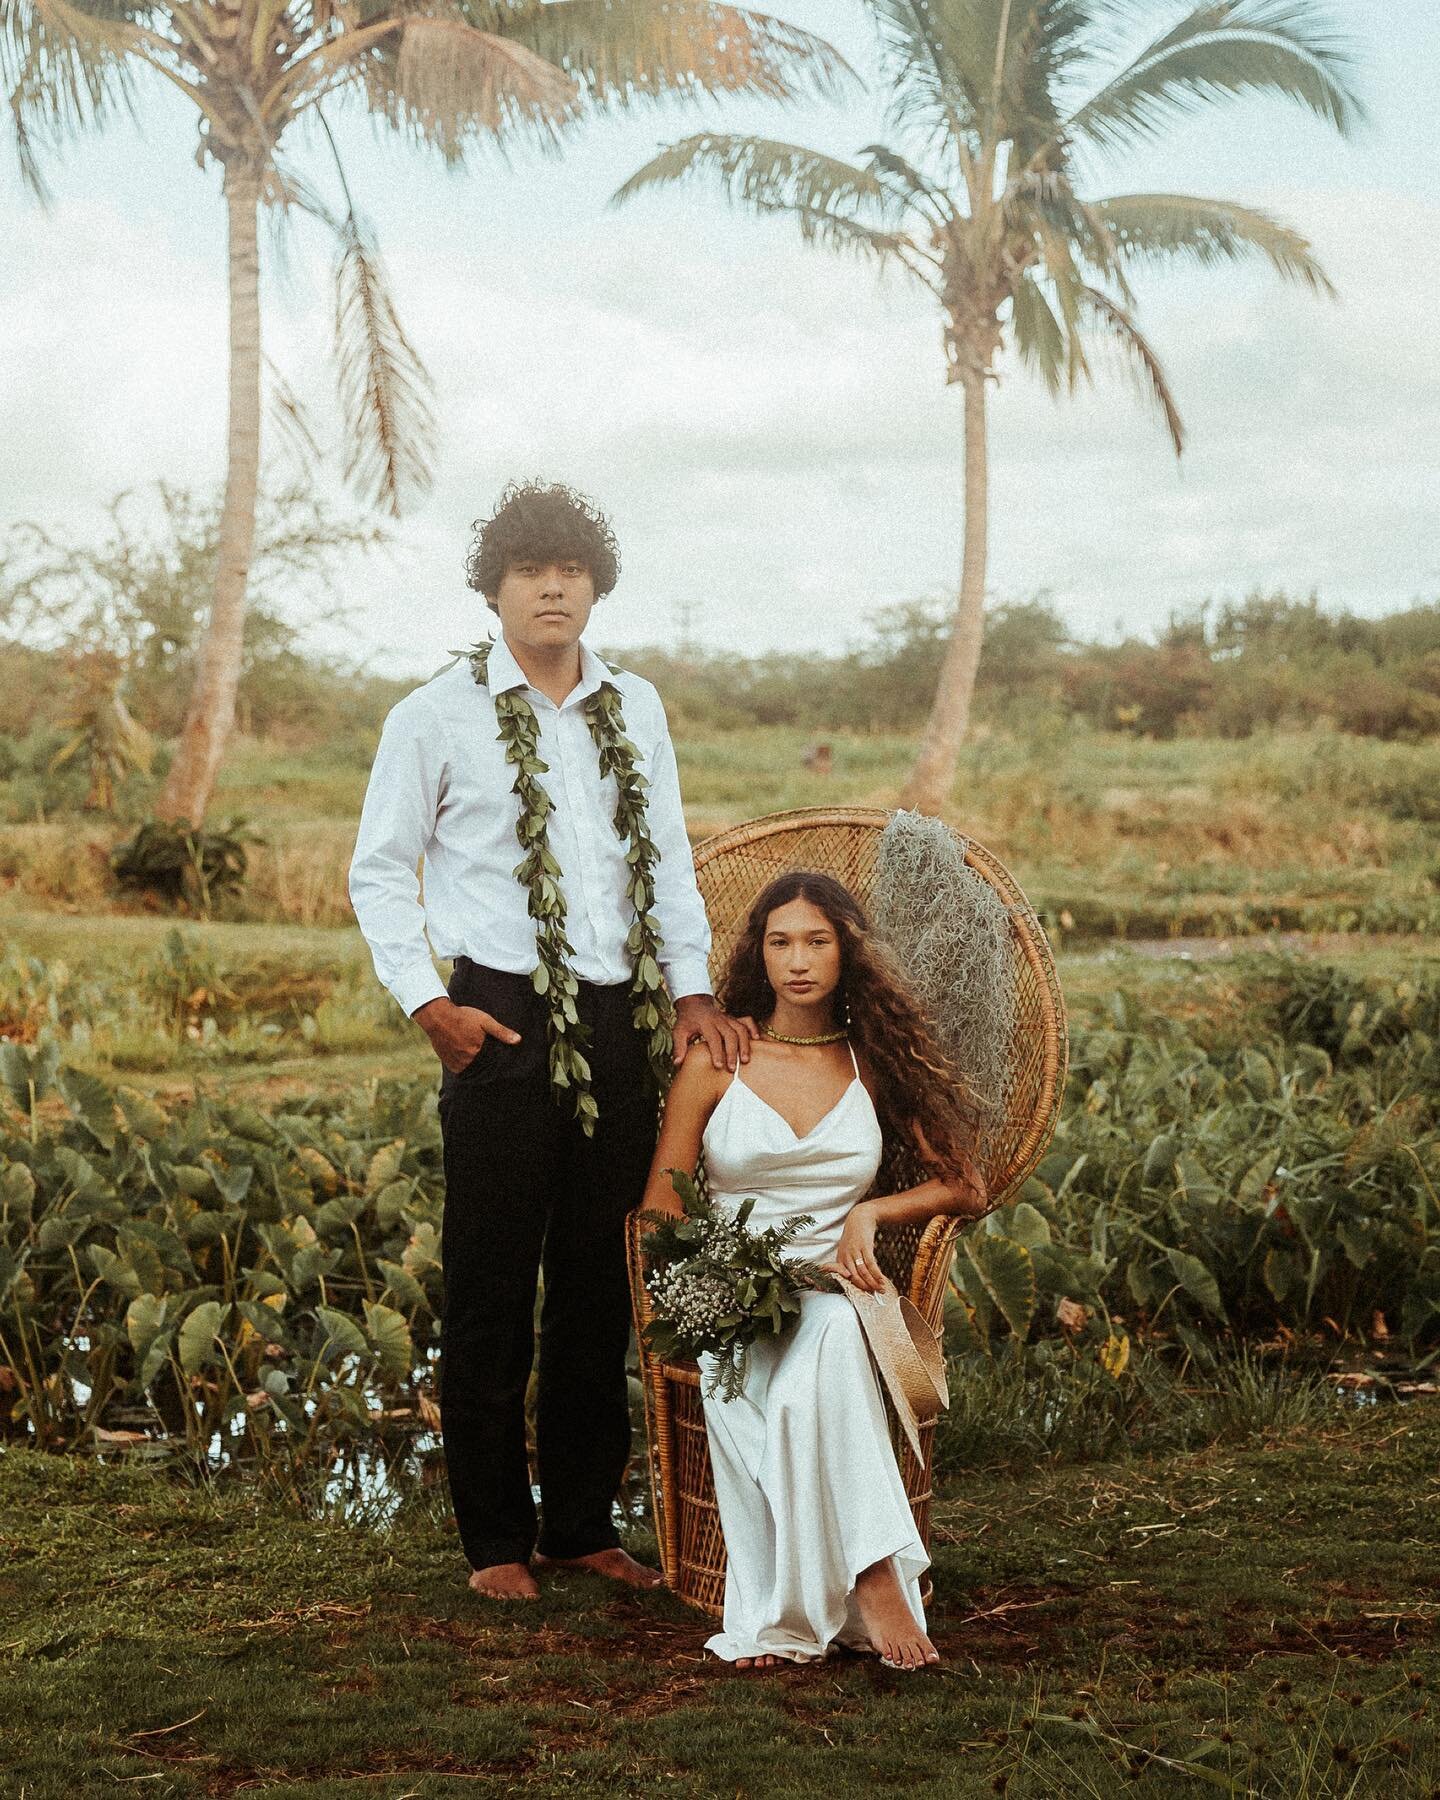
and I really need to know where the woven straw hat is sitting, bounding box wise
[836,1273,949,1459]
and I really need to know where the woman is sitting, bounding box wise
[641,870,987,1671]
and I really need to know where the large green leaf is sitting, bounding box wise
[1176,1155,1219,1203]
[1262,1246,1301,1304]
[225,1105,278,1146]
[1240,1048,1278,1098]
[238,1299,294,1350]
[315,1194,368,1239]
[996,1200,1051,1250]
[1237,1148,1279,1206]
[116,1087,170,1142]
[88,1244,142,1301]
[964,1234,1037,1341]
[178,1300,226,1375]
[943,1291,989,1356]
[1142,1132,1178,1186]
[365,1140,407,1196]
[1166,1248,1226,1321]
[0,1161,36,1220]
[38,1213,90,1252]
[373,1181,413,1232]
[0,1242,23,1306]
[315,1305,369,1366]
[1126,1256,1157,1309]
[378,1259,427,1310]
[137,1328,176,1391]
[125,1292,168,1358]
[58,1067,117,1149]
[53,1146,110,1203]
[0,1040,59,1113]
[363,1301,414,1380]
[114,1229,167,1298]
[171,1164,218,1201]
[210,1162,254,1207]
[402,1222,442,1278]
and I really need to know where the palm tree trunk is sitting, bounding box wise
[155,158,263,826]
[900,365,989,814]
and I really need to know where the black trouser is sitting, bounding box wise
[436,958,658,1572]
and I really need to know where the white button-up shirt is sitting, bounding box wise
[348,635,713,1018]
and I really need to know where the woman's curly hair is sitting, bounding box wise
[465,480,620,605]
[717,869,986,1194]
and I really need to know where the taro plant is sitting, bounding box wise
[110,817,260,914]
[949,962,1440,1371]
[0,1057,448,1481]
[3,955,1436,1482]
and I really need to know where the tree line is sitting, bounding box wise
[5,577,1434,828]
[624,592,1440,742]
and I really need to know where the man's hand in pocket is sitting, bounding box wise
[412,997,521,1073]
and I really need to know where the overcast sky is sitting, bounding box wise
[3,2,1438,676]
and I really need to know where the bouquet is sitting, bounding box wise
[640,1169,838,1401]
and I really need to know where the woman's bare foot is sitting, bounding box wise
[468,1561,539,1602]
[852,1559,940,1671]
[734,1654,784,1671]
[532,1547,663,1589]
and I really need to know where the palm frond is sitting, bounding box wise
[392,17,580,145]
[1098,191,1334,295]
[990,0,1086,165]
[615,132,934,277]
[866,0,983,168]
[1004,166,1127,291]
[333,211,437,517]
[860,140,955,226]
[468,0,853,108]
[1059,0,1366,159]
[266,159,344,232]
[3,0,136,198]
[615,131,891,220]
[265,355,324,483]
[1009,271,1067,394]
[1076,282,1184,456]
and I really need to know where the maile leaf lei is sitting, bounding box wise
[467,640,675,1133]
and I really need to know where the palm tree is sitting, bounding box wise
[616,0,1364,813]
[4,0,848,825]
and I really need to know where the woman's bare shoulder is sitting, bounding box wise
[671,1039,734,1104]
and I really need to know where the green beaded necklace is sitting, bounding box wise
[467,639,674,1134]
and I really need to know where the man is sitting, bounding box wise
[349,481,749,1601]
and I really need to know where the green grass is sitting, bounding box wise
[2,723,1437,939]
[0,906,1433,1093]
[3,1406,1437,1797]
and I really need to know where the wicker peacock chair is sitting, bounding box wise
[626,806,1067,1617]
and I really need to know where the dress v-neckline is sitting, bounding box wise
[731,1072,861,1146]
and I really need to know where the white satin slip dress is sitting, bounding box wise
[697,1044,929,1663]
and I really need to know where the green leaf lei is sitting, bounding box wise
[467,639,675,1134]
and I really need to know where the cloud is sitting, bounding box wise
[2,94,1436,681]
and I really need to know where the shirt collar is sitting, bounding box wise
[486,633,611,707]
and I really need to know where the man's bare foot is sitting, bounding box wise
[533,1547,664,1589]
[468,1561,539,1602]
[852,1559,941,1671]
[734,1654,784,1671]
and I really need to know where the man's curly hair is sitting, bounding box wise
[465,480,620,606]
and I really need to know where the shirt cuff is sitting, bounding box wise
[665,959,714,1002]
[391,963,448,1018]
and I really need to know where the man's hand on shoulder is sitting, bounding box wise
[413,996,521,1074]
[673,993,756,1073]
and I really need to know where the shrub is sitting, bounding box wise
[110,817,259,913]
